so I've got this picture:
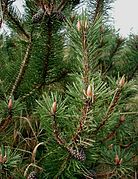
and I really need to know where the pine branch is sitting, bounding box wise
[7,10,30,40]
[93,0,104,21]
[85,171,114,178]
[103,115,125,141]
[71,99,91,143]
[93,86,123,133]
[20,69,69,100]
[57,0,68,12]
[10,39,32,97]
[41,17,53,85]
[52,114,65,145]
[82,21,89,87]
[127,64,138,81]
[104,37,125,75]
[54,154,71,178]
[70,22,94,144]
[51,102,86,161]
[0,111,12,132]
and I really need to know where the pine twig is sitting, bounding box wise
[41,17,53,85]
[51,112,86,161]
[93,87,123,134]
[7,10,30,40]
[71,99,91,143]
[71,21,91,143]
[52,114,65,146]
[20,84,42,100]
[82,21,89,88]
[104,37,125,75]
[85,171,114,178]
[10,40,32,97]
[93,0,104,21]
[0,111,12,132]
[20,69,69,100]
[57,0,68,12]
[103,115,125,141]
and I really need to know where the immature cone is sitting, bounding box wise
[114,154,119,164]
[69,148,86,161]
[8,98,12,110]
[118,75,125,87]
[0,155,7,164]
[0,155,3,163]
[120,115,125,123]
[27,171,38,179]
[32,8,44,23]
[114,154,120,165]
[86,85,92,97]
[51,100,57,114]
[2,155,7,163]
[77,20,81,31]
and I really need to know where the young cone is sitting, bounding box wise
[8,98,12,110]
[51,100,57,114]
[86,85,92,97]
[120,115,125,123]
[118,75,125,88]
[114,154,120,165]
[77,20,81,31]
[27,171,38,179]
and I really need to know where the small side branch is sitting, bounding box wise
[52,115,65,146]
[103,115,125,141]
[57,0,68,12]
[93,87,122,133]
[20,69,69,100]
[93,0,104,21]
[7,11,30,40]
[81,20,89,87]
[0,112,12,132]
[71,19,91,143]
[71,99,91,143]
[10,40,32,97]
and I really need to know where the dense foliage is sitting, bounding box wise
[0,0,138,178]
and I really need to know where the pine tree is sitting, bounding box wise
[0,0,137,178]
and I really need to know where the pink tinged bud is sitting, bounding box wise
[114,154,121,165]
[8,98,12,110]
[0,155,2,163]
[3,155,7,163]
[114,154,119,165]
[86,85,92,97]
[120,115,125,123]
[119,75,125,87]
[0,155,7,163]
[51,101,57,114]
[108,144,113,150]
[77,20,81,31]
[119,158,123,165]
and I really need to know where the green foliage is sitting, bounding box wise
[0,0,137,178]
[0,145,21,178]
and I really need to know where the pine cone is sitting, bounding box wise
[32,9,44,23]
[69,147,86,161]
[27,171,38,179]
[55,12,66,21]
